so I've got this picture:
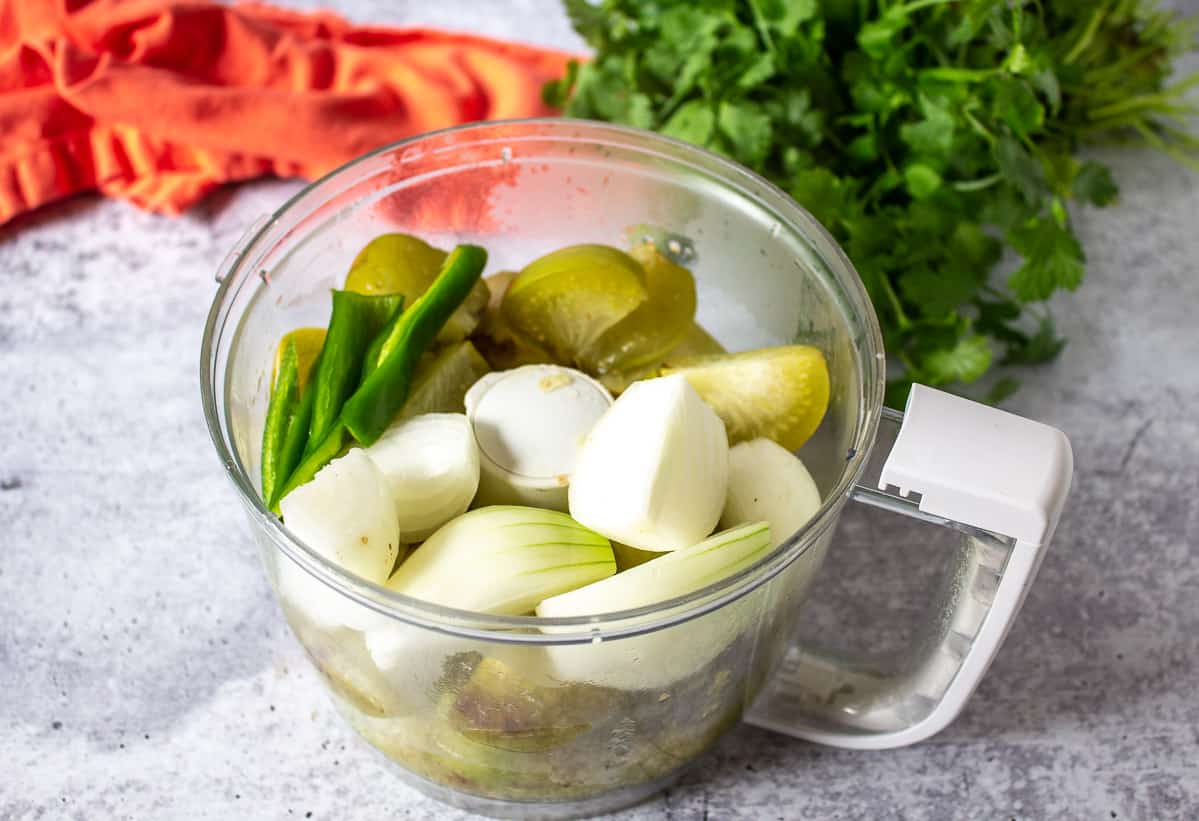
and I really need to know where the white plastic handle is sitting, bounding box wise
[746,385,1073,749]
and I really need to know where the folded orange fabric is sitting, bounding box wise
[0,0,574,225]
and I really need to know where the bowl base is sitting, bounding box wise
[367,739,694,820]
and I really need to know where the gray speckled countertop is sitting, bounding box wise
[3,2,1197,819]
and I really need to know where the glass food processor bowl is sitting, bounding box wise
[200,119,1070,819]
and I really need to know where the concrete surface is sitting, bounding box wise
[2,2,1197,819]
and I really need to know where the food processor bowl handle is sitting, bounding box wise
[746,385,1073,749]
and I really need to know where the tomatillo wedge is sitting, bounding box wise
[473,270,554,371]
[596,322,725,396]
[398,340,491,419]
[271,327,326,391]
[501,244,648,365]
[664,345,830,452]
[580,243,697,374]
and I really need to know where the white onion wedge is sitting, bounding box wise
[276,448,400,630]
[384,506,616,615]
[365,413,480,542]
[279,448,400,581]
[720,438,822,548]
[568,374,728,551]
[465,364,612,511]
[537,521,770,618]
[536,522,772,689]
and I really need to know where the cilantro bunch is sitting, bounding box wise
[545,0,1198,404]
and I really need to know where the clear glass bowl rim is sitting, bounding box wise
[200,117,886,643]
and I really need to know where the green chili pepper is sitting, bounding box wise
[359,306,400,385]
[270,420,348,513]
[304,291,404,455]
[261,341,301,505]
[342,245,487,446]
[267,351,321,512]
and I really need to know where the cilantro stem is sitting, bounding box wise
[1010,3,1024,44]
[1132,121,1199,173]
[1062,6,1108,65]
[745,0,776,56]
[1156,123,1199,150]
[1077,46,1176,90]
[921,67,994,83]
[879,274,912,330]
[1084,71,1199,120]
[962,109,996,143]
[1089,98,1196,122]
[894,0,957,14]
[952,173,1002,192]
[1077,112,1185,138]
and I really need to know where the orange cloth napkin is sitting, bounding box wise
[0,0,574,225]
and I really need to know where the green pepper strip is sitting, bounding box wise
[270,420,348,513]
[304,291,404,456]
[342,245,487,446]
[260,341,300,505]
[359,305,402,384]
[267,350,321,512]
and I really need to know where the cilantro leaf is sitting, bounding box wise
[1073,162,1119,207]
[858,9,910,60]
[947,222,1002,272]
[562,0,610,45]
[552,0,1198,405]
[984,376,1022,405]
[903,163,942,199]
[899,268,977,317]
[919,335,993,385]
[1003,316,1067,365]
[542,60,579,108]
[567,60,652,128]
[718,101,773,168]
[789,168,850,231]
[1007,217,1085,302]
[661,100,716,145]
[899,95,956,158]
[644,7,723,104]
[751,0,817,32]
[992,76,1045,137]
[994,136,1048,204]
[885,378,915,409]
[737,53,777,91]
